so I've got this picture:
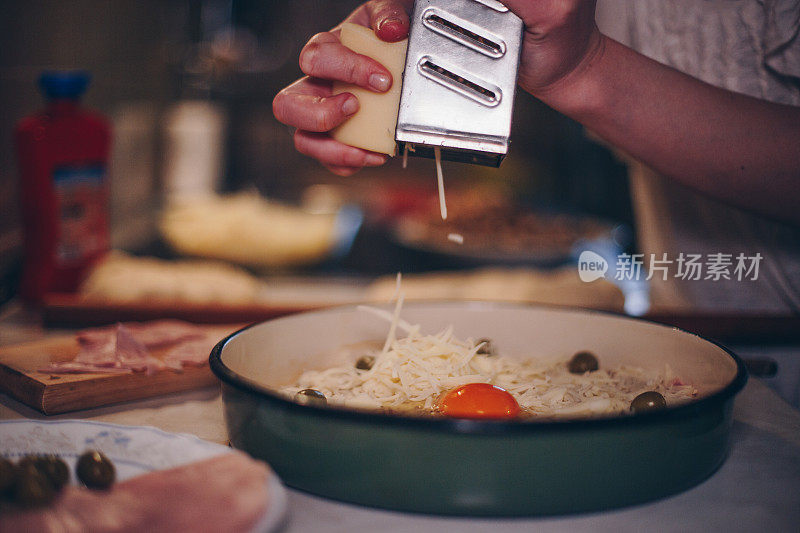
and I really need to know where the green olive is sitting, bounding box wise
[0,457,15,498]
[16,455,47,483]
[355,355,375,370]
[15,455,40,469]
[76,451,115,490]
[568,351,599,374]
[35,456,70,491]
[13,463,55,507]
[294,389,327,407]
[630,391,667,413]
[475,338,495,356]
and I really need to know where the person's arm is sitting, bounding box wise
[537,35,800,224]
[502,0,800,224]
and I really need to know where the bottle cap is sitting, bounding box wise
[39,71,91,99]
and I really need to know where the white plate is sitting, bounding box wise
[0,419,287,532]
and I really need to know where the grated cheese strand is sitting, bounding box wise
[447,233,464,244]
[381,292,405,356]
[434,146,447,220]
[389,272,402,302]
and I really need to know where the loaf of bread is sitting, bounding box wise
[159,193,338,268]
[80,251,261,304]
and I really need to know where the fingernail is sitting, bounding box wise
[378,17,403,31]
[342,96,359,115]
[366,153,387,165]
[369,73,391,92]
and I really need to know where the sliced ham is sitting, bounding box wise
[77,320,207,350]
[75,329,116,348]
[162,336,217,369]
[44,324,168,375]
[114,325,165,375]
[41,321,216,375]
[0,453,270,533]
[73,336,116,366]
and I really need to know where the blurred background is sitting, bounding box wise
[0,0,631,306]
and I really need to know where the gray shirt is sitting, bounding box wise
[596,0,800,313]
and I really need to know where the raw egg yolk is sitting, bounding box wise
[438,383,521,419]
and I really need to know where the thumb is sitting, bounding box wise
[366,0,411,42]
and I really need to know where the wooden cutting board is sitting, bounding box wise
[41,293,325,327]
[0,325,239,415]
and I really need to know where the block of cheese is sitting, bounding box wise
[331,23,408,156]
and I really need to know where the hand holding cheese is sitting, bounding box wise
[330,23,408,156]
[272,1,412,176]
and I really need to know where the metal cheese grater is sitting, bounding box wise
[396,0,524,167]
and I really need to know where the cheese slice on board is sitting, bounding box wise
[331,23,408,156]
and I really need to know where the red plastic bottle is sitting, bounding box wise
[14,71,111,303]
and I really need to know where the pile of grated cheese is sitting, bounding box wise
[282,287,696,417]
